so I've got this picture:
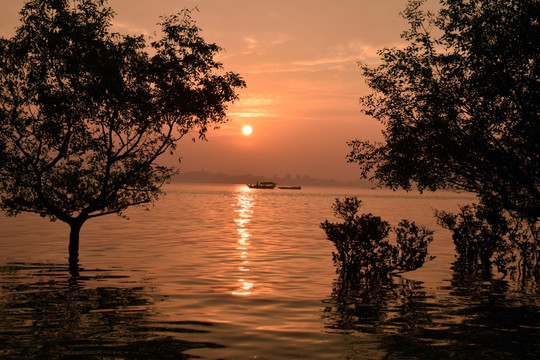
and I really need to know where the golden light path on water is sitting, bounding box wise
[232,186,255,296]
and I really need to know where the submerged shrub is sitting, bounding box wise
[321,197,434,284]
[394,219,435,272]
[436,199,540,281]
[436,201,511,274]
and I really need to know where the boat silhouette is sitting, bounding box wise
[247,181,277,189]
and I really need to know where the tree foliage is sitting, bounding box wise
[0,0,245,270]
[348,0,540,218]
[321,197,434,284]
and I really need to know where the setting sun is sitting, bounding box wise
[242,125,253,136]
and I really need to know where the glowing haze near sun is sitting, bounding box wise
[0,1,412,182]
[242,125,253,136]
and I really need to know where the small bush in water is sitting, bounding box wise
[321,197,434,284]
[436,198,539,281]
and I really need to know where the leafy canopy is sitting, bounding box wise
[348,0,540,218]
[0,0,245,226]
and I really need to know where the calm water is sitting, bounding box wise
[1,183,540,359]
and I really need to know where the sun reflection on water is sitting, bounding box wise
[232,186,255,296]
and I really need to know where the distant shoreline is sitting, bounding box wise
[171,170,374,188]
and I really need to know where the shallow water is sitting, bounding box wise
[1,183,539,359]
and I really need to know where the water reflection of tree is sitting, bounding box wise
[323,274,430,334]
[387,264,540,359]
[0,263,223,359]
[324,264,540,359]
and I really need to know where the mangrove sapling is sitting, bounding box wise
[321,197,434,285]
[436,199,540,283]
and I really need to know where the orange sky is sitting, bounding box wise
[0,1,432,181]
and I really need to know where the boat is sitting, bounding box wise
[278,185,302,190]
[247,181,277,189]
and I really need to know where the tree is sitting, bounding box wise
[0,0,245,274]
[348,0,540,218]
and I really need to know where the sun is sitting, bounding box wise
[242,125,253,136]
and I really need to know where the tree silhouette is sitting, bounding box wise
[348,0,540,218]
[0,0,245,274]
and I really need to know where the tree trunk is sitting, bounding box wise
[68,220,84,277]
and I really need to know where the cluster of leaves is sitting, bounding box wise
[436,199,540,281]
[348,0,540,219]
[321,197,434,284]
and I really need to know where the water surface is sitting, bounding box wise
[1,183,539,359]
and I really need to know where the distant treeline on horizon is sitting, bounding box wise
[172,170,374,188]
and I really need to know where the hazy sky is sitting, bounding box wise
[0,1,434,181]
